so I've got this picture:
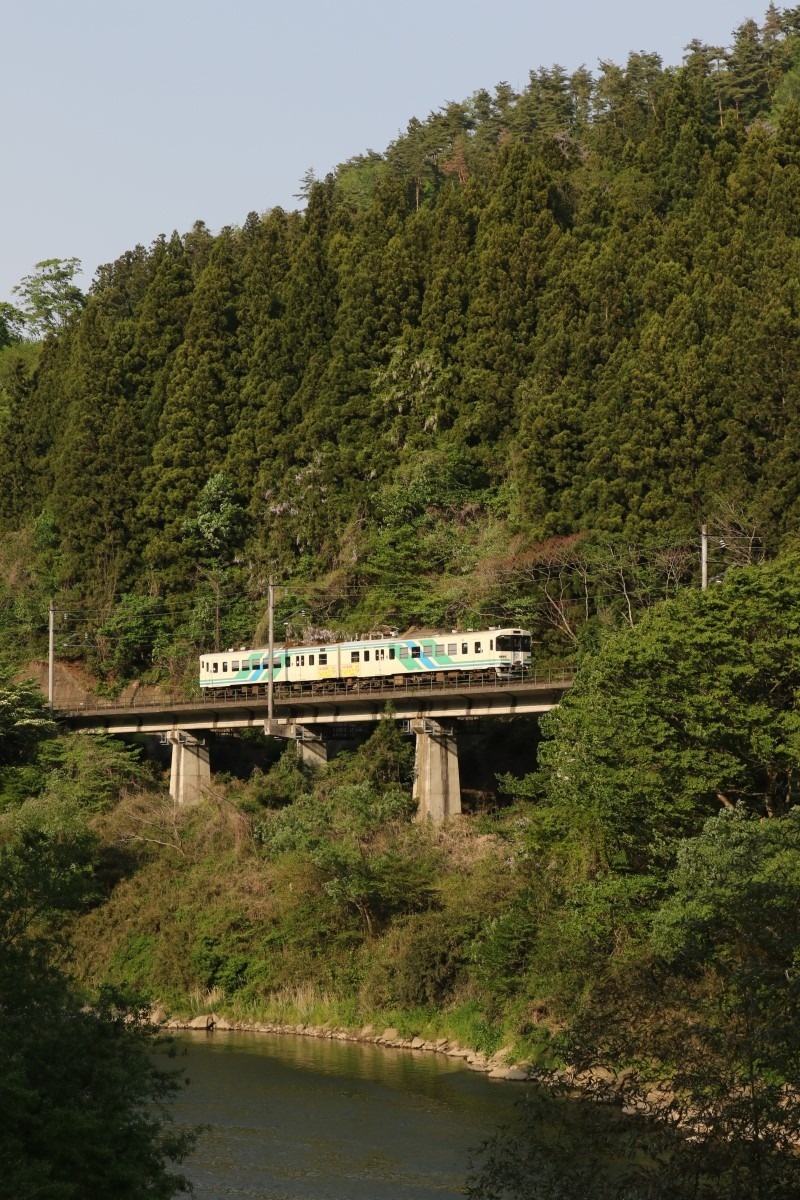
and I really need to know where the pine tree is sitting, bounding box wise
[139,228,243,586]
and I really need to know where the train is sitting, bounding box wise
[199,627,532,693]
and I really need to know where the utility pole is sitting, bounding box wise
[48,601,55,711]
[267,575,275,725]
[701,524,708,591]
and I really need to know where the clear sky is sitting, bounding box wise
[1,0,758,301]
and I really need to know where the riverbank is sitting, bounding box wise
[156,1007,534,1081]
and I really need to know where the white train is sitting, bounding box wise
[199,628,532,692]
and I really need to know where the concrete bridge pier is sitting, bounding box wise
[294,724,330,770]
[167,732,211,805]
[263,720,331,769]
[411,718,461,822]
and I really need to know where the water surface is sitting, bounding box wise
[171,1031,520,1199]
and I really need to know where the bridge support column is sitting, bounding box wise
[264,720,330,770]
[167,732,211,805]
[294,724,329,769]
[411,719,461,822]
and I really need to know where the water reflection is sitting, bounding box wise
[171,1031,518,1199]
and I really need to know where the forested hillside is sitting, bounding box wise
[3,8,800,679]
[7,11,800,1195]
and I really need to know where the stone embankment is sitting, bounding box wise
[153,1008,531,1081]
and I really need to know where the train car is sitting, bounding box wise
[199,628,532,692]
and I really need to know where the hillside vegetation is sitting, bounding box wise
[5,7,800,1197]
[5,551,800,1195]
[3,8,800,678]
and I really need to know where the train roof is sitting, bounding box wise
[202,626,531,656]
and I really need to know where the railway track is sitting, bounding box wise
[56,667,575,718]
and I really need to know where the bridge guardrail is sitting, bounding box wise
[55,666,576,718]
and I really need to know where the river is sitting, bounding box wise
[169,1031,522,1199]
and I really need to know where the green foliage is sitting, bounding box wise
[0,832,196,1198]
[239,745,310,811]
[648,808,800,1103]
[37,733,153,813]
[379,910,476,1006]
[11,257,86,338]
[537,554,800,876]
[0,680,57,810]
[470,812,800,1199]
[181,472,248,562]
[0,301,26,346]
[92,595,165,681]
[0,679,55,766]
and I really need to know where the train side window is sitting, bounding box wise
[474,642,482,653]
[461,643,468,655]
[308,654,314,666]
[489,640,493,651]
[213,662,218,673]
[363,650,370,662]
[351,651,360,663]
[447,643,457,655]
[435,643,444,656]
[411,646,421,658]
[319,653,328,665]
[223,662,228,673]
[295,655,304,667]
[398,646,409,659]
[232,661,239,671]
[284,656,291,668]
[389,647,395,660]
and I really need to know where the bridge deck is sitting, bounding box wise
[57,670,574,734]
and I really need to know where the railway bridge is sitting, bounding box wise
[56,669,574,822]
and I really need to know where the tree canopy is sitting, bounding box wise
[5,10,800,669]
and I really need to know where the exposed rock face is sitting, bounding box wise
[489,1066,530,1081]
[187,1013,215,1029]
[18,659,169,709]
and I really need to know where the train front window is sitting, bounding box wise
[496,635,532,652]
